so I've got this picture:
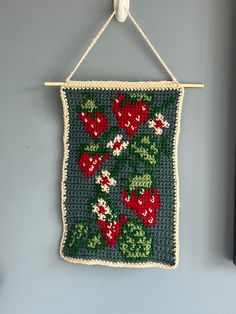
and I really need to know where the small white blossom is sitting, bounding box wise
[107,134,129,156]
[92,198,111,221]
[95,170,116,193]
[148,113,170,135]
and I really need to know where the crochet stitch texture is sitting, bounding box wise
[60,81,184,269]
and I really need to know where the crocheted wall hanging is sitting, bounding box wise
[45,9,203,268]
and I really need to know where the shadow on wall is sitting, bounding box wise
[204,0,236,266]
[223,0,236,262]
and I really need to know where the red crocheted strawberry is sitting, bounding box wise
[77,152,109,177]
[121,189,160,226]
[98,214,128,246]
[78,112,108,138]
[112,93,150,137]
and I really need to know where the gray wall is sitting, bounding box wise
[0,0,236,313]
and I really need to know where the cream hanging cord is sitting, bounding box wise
[45,10,204,88]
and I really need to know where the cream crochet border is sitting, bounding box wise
[59,81,185,269]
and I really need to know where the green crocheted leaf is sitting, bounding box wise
[65,222,88,253]
[129,173,152,191]
[130,136,159,166]
[87,232,105,249]
[127,93,153,103]
[118,220,152,259]
[81,99,97,113]
[84,143,100,152]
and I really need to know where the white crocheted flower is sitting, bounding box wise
[95,170,116,193]
[148,113,170,135]
[107,134,129,156]
[92,198,111,221]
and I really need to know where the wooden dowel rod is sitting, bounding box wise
[45,82,65,86]
[181,84,204,88]
[44,82,204,88]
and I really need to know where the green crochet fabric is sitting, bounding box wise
[60,81,184,269]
